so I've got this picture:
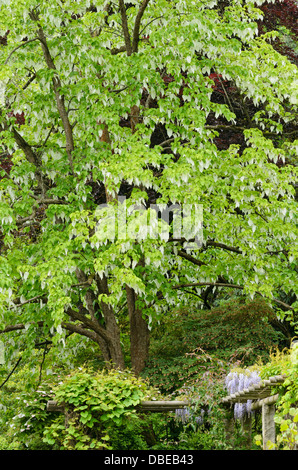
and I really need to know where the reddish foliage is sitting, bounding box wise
[259,0,298,64]
[0,154,13,178]
[7,111,25,126]
[260,0,298,35]
[162,74,175,84]
[208,73,226,93]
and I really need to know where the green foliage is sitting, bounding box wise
[0,0,297,451]
[42,368,151,450]
[0,361,62,449]
[259,345,292,378]
[0,0,297,376]
[256,341,298,450]
[143,299,283,393]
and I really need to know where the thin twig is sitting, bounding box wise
[36,345,49,389]
[4,38,39,64]
[0,357,22,389]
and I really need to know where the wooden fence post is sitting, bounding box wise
[224,409,234,448]
[241,415,252,448]
[262,403,276,450]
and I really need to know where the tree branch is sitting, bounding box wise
[36,26,75,174]
[173,282,295,310]
[0,315,110,346]
[4,38,39,64]
[110,45,127,55]
[119,0,132,55]
[206,241,242,254]
[12,295,47,307]
[177,250,207,266]
[132,0,150,53]
[60,321,102,343]
[10,126,48,195]
[173,281,243,291]
[65,307,109,343]
[0,357,22,389]
[11,127,40,166]
[0,321,44,333]
[22,72,37,90]
[38,198,70,205]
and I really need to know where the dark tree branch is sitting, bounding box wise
[0,315,109,347]
[0,321,44,333]
[206,241,242,254]
[110,45,127,55]
[173,281,243,291]
[119,0,132,55]
[172,282,294,310]
[22,72,37,90]
[35,25,75,174]
[12,295,47,307]
[60,321,102,344]
[11,127,40,166]
[16,212,36,227]
[177,250,207,266]
[10,126,49,195]
[132,0,150,53]
[4,38,39,64]
[0,357,22,389]
[139,15,163,36]
[65,308,109,343]
[38,198,69,205]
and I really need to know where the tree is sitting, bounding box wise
[0,0,297,375]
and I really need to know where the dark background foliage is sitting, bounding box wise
[142,299,284,394]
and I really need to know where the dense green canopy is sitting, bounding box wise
[0,0,297,373]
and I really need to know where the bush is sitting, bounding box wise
[43,368,155,450]
[143,299,282,394]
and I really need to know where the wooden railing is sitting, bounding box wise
[47,399,189,413]
[221,374,287,450]
[47,374,289,450]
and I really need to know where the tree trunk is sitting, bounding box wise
[75,269,125,370]
[126,285,150,375]
[96,274,125,370]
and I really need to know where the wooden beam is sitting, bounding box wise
[241,415,252,449]
[250,393,279,411]
[47,400,189,413]
[221,375,286,405]
[47,400,64,412]
[137,400,189,412]
[222,393,279,410]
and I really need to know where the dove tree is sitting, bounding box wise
[0,0,297,375]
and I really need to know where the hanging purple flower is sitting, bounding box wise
[225,369,261,420]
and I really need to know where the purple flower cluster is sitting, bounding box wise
[175,407,190,423]
[225,370,261,420]
[175,407,206,425]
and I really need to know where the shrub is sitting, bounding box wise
[143,299,283,393]
[42,368,153,450]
